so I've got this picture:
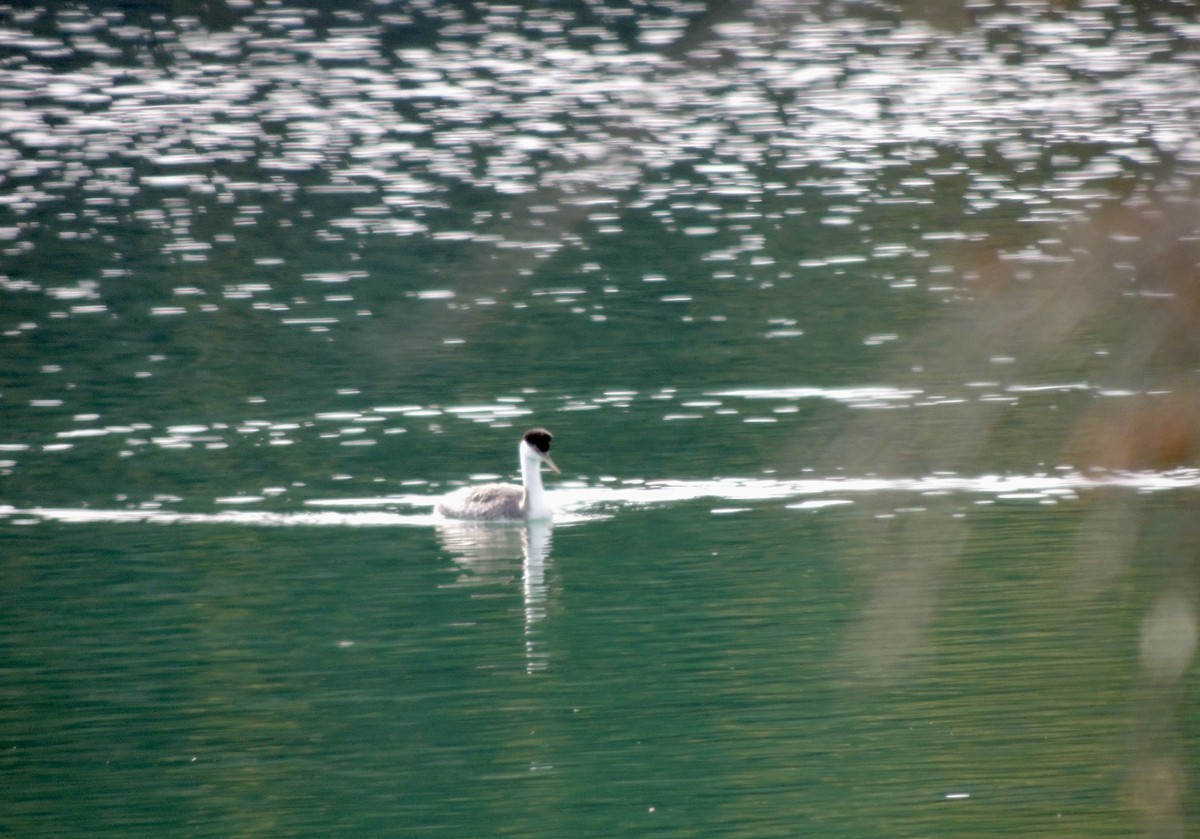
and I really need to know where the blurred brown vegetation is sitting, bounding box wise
[826,182,1199,837]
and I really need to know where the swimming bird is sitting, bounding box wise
[436,428,560,521]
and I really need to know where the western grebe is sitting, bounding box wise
[436,428,560,521]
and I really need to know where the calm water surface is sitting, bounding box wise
[2,1,1199,835]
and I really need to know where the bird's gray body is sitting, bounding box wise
[436,483,527,521]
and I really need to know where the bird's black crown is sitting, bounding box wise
[523,428,553,453]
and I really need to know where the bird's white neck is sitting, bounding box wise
[519,440,552,520]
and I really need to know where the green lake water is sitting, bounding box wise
[2,1,1199,835]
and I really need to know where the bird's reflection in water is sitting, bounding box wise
[435,519,555,673]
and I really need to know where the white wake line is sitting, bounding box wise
[0,506,442,528]
[3,470,1197,528]
[592,471,1200,501]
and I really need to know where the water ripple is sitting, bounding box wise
[1,2,1196,335]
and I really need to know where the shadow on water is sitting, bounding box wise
[437,519,555,674]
